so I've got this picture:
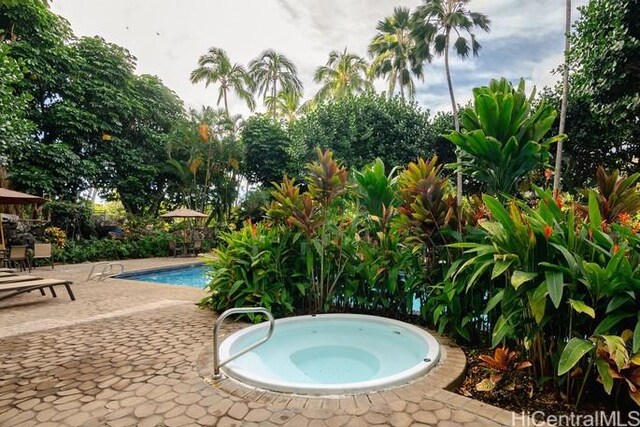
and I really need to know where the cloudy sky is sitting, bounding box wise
[50,0,588,116]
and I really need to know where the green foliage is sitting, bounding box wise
[290,92,450,171]
[241,115,296,185]
[1,1,186,210]
[0,44,33,170]
[447,78,563,195]
[42,201,95,239]
[368,7,426,99]
[165,107,242,221]
[53,232,173,264]
[582,166,640,224]
[396,156,458,244]
[190,47,255,114]
[541,0,639,189]
[200,222,295,320]
[201,152,433,321]
[439,184,640,404]
[314,48,372,102]
[249,49,302,117]
[353,159,398,217]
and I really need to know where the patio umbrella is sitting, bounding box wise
[160,208,208,218]
[0,188,47,248]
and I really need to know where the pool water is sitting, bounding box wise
[118,264,210,288]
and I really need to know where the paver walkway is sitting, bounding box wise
[0,258,519,426]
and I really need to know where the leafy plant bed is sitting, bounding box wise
[455,347,631,418]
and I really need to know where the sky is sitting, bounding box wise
[50,0,589,116]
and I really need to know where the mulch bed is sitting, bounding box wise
[455,347,624,419]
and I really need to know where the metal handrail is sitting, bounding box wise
[87,262,124,281]
[212,307,275,380]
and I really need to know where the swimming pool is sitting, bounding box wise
[116,264,210,288]
[219,313,440,394]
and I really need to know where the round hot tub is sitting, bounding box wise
[219,314,440,395]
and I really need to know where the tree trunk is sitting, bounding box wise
[553,0,571,195]
[444,25,462,203]
[223,89,229,116]
[271,76,277,117]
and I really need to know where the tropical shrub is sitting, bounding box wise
[200,221,296,320]
[241,115,299,186]
[201,151,446,321]
[43,201,96,239]
[439,179,640,406]
[476,347,532,392]
[581,166,640,223]
[446,78,563,195]
[52,231,173,263]
[289,92,453,170]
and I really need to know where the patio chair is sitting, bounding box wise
[192,239,202,256]
[169,239,178,257]
[6,246,30,272]
[0,278,75,302]
[33,243,54,269]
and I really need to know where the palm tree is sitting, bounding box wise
[265,90,302,122]
[553,0,571,195]
[415,0,490,201]
[368,7,429,100]
[249,49,303,116]
[314,48,372,102]
[190,47,255,115]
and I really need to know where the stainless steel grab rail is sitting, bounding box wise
[212,307,275,380]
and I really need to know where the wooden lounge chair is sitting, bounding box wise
[0,272,16,277]
[0,275,39,284]
[0,268,14,273]
[0,278,75,301]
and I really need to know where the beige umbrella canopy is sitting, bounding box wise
[0,188,47,248]
[160,208,208,218]
[0,188,46,205]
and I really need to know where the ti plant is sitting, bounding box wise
[446,78,564,196]
[396,156,458,246]
[580,166,640,224]
[476,347,532,392]
[559,333,640,407]
[266,148,351,313]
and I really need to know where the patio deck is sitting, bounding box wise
[0,258,525,426]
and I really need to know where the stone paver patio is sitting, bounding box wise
[0,258,524,426]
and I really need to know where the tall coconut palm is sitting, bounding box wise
[265,90,302,122]
[368,7,429,100]
[249,49,303,116]
[314,48,372,102]
[553,0,571,195]
[415,0,490,201]
[190,47,255,115]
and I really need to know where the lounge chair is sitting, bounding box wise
[0,272,16,277]
[0,268,14,273]
[33,243,54,269]
[0,275,40,284]
[0,278,75,301]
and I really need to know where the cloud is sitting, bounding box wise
[50,0,588,116]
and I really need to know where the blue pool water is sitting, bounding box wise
[118,264,210,288]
